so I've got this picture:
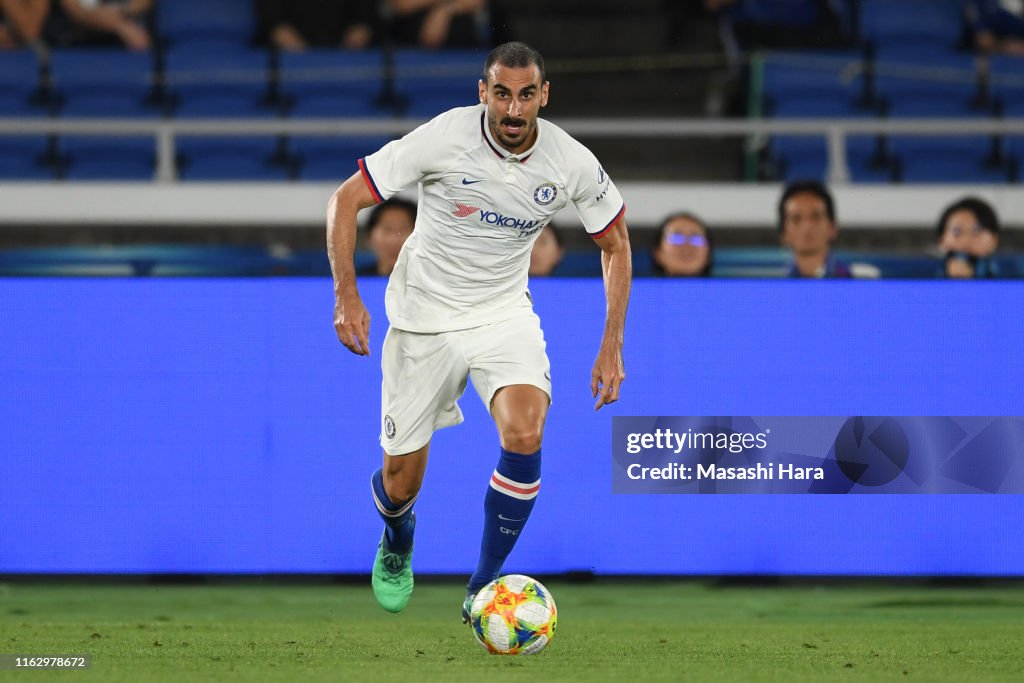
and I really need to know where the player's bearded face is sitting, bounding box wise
[480,64,549,154]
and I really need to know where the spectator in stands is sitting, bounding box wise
[257,0,374,52]
[778,180,850,278]
[358,197,416,276]
[529,224,565,277]
[52,0,152,50]
[385,0,488,49]
[652,212,713,277]
[936,196,1001,278]
[967,0,1024,55]
[0,0,49,49]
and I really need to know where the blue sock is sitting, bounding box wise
[371,468,416,554]
[467,448,541,594]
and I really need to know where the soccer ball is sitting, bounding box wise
[469,574,557,655]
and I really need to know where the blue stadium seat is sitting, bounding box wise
[762,51,870,117]
[298,158,359,182]
[769,96,877,118]
[989,56,1024,111]
[872,44,975,65]
[0,136,55,179]
[898,157,1010,183]
[1002,135,1024,160]
[165,44,277,118]
[49,49,159,118]
[157,0,255,45]
[0,50,47,116]
[59,136,155,180]
[393,49,487,117]
[292,135,392,181]
[891,135,1009,183]
[177,136,291,181]
[877,75,987,118]
[1001,136,1024,180]
[846,137,899,183]
[280,50,387,118]
[770,135,894,182]
[0,245,285,276]
[860,0,963,46]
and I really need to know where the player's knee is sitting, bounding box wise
[382,468,421,504]
[499,422,544,454]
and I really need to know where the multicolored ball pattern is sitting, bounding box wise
[470,574,557,655]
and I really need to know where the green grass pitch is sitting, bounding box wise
[1,581,1022,682]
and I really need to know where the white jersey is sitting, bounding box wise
[359,104,625,334]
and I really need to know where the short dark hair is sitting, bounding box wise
[483,41,545,84]
[935,196,1000,238]
[777,180,836,232]
[366,197,416,234]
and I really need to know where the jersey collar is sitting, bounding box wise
[480,109,540,163]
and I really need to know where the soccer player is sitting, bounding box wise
[326,41,631,619]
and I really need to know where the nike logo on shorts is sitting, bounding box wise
[461,178,485,185]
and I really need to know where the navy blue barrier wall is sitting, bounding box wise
[1,278,1022,575]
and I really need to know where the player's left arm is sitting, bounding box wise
[591,214,632,411]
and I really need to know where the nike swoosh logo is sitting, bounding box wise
[498,514,526,522]
[462,178,485,185]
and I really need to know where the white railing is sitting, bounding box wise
[2,116,1023,183]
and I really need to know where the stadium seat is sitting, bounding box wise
[0,136,55,179]
[287,248,334,276]
[872,44,976,65]
[292,135,393,181]
[762,51,871,118]
[176,136,292,181]
[879,85,987,118]
[860,0,963,46]
[157,0,255,46]
[59,136,156,181]
[845,135,899,182]
[770,134,894,182]
[769,96,877,118]
[298,158,362,182]
[393,49,488,117]
[280,50,388,118]
[0,50,47,116]
[49,49,160,118]
[165,44,277,118]
[1002,135,1024,160]
[1000,136,1024,181]
[0,245,285,276]
[891,135,1009,183]
[989,56,1024,112]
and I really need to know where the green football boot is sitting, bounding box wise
[371,516,415,613]
[461,592,476,624]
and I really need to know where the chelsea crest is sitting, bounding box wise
[533,183,557,206]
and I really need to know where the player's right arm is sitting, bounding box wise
[327,171,379,356]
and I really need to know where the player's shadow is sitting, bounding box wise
[863,597,1019,609]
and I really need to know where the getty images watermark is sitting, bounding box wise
[612,416,1024,494]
